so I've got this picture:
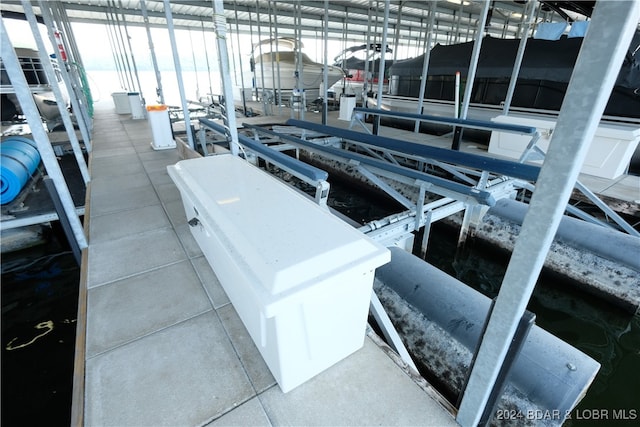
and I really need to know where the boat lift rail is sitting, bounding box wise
[242,121,510,252]
[289,118,541,182]
[279,119,535,248]
[198,118,330,206]
[351,106,540,139]
[349,108,639,236]
[244,122,497,207]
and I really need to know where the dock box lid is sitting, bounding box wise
[168,155,390,295]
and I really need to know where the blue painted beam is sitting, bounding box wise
[286,119,541,182]
[354,107,538,135]
[198,118,329,182]
[244,123,496,207]
[199,117,229,136]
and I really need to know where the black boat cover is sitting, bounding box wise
[389,33,640,90]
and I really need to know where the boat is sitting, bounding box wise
[387,30,640,120]
[1,47,70,130]
[251,38,345,96]
[330,43,394,100]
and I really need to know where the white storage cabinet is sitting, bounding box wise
[488,114,640,179]
[168,155,390,392]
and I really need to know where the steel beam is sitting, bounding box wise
[456,2,640,425]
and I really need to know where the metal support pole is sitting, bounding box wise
[38,1,92,152]
[414,1,437,133]
[247,9,257,102]
[233,3,248,116]
[270,1,283,115]
[212,0,240,155]
[0,18,87,250]
[105,10,125,89]
[254,1,268,113]
[370,291,418,372]
[54,2,83,71]
[373,0,390,135]
[22,0,90,185]
[455,1,463,43]
[49,2,93,132]
[478,310,535,426]
[392,3,403,63]
[322,0,329,125]
[202,21,214,101]
[108,0,134,90]
[363,2,372,96]
[503,0,536,115]
[118,0,144,109]
[295,0,305,120]
[418,210,433,259]
[44,178,82,265]
[140,0,164,104]
[456,3,640,425]
[452,0,490,150]
[163,0,195,149]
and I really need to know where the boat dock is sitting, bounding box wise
[2,2,639,425]
[76,100,458,426]
[77,92,640,425]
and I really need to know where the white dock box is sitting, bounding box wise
[488,114,640,179]
[168,155,390,392]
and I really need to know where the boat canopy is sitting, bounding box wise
[389,33,640,89]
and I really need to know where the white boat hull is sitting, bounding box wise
[253,52,344,92]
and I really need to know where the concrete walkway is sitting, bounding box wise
[79,99,458,426]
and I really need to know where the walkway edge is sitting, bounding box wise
[71,154,92,427]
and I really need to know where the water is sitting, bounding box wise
[424,223,640,425]
[86,69,222,107]
[1,233,79,426]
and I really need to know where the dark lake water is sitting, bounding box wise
[1,234,79,426]
[423,222,640,425]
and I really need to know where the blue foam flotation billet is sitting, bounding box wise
[0,136,41,204]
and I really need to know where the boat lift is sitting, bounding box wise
[350,106,640,237]
[234,118,539,257]
[1,1,92,264]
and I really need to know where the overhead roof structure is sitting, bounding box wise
[1,0,597,48]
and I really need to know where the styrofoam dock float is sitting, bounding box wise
[168,154,390,392]
[488,114,640,179]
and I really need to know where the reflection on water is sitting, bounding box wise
[1,242,79,426]
[425,223,640,424]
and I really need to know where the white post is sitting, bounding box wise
[454,71,460,119]
[456,2,640,425]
